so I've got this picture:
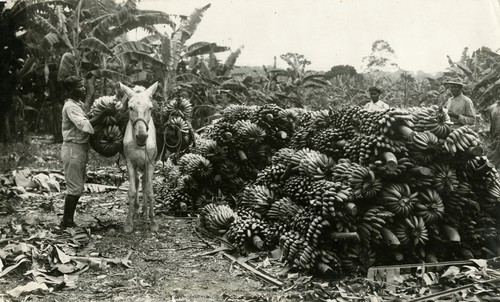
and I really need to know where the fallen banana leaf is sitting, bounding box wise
[6,281,50,298]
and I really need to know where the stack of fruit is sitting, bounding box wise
[159,103,499,276]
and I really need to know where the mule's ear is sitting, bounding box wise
[119,82,135,98]
[144,82,159,97]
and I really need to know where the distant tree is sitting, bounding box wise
[325,65,358,80]
[459,47,470,65]
[362,40,399,72]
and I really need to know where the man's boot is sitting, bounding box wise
[60,195,79,228]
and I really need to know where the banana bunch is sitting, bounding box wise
[156,186,193,214]
[271,148,296,166]
[316,248,341,275]
[392,216,429,246]
[207,120,237,145]
[200,204,237,235]
[444,126,481,154]
[163,98,193,119]
[226,213,270,255]
[90,125,123,157]
[460,218,498,249]
[340,243,377,274]
[193,139,228,164]
[240,185,275,215]
[356,206,393,247]
[251,104,293,148]
[161,116,194,153]
[331,160,352,184]
[265,197,303,221]
[298,151,336,180]
[430,163,459,193]
[380,183,418,217]
[411,106,452,139]
[376,109,414,138]
[288,148,314,167]
[234,120,266,146]
[89,96,120,126]
[464,156,497,183]
[409,131,440,164]
[309,179,352,218]
[414,189,445,223]
[349,165,382,198]
[310,128,345,158]
[178,153,213,180]
[280,230,306,264]
[176,174,199,192]
[221,104,257,123]
[305,214,330,246]
[293,241,320,271]
[344,135,377,165]
[255,163,287,190]
[283,175,313,205]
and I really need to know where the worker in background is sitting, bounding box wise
[443,78,476,127]
[364,87,389,111]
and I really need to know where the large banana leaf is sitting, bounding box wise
[180,4,211,43]
[160,35,172,69]
[116,51,165,68]
[57,52,76,81]
[169,30,183,72]
[223,47,242,76]
[199,60,213,80]
[185,42,230,57]
[89,69,131,83]
[79,37,113,55]
[139,34,163,45]
[113,41,154,54]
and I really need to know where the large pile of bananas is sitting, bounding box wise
[159,103,500,276]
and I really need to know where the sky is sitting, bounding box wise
[133,0,500,73]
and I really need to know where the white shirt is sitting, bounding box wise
[364,100,389,111]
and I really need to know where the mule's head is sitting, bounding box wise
[119,82,158,147]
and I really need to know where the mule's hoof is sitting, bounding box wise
[124,224,134,233]
[150,222,159,232]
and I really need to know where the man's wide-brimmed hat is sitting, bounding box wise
[443,78,465,87]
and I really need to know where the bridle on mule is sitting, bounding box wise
[132,117,149,132]
[131,116,157,166]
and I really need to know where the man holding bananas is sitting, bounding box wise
[60,76,112,228]
[443,79,476,127]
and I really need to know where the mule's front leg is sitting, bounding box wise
[145,163,158,232]
[125,166,139,233]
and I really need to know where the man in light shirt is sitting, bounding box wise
[60,76,106,228]
[364,87,389,111]
[443,79,475,127]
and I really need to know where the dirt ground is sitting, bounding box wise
[0,188,315,302]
